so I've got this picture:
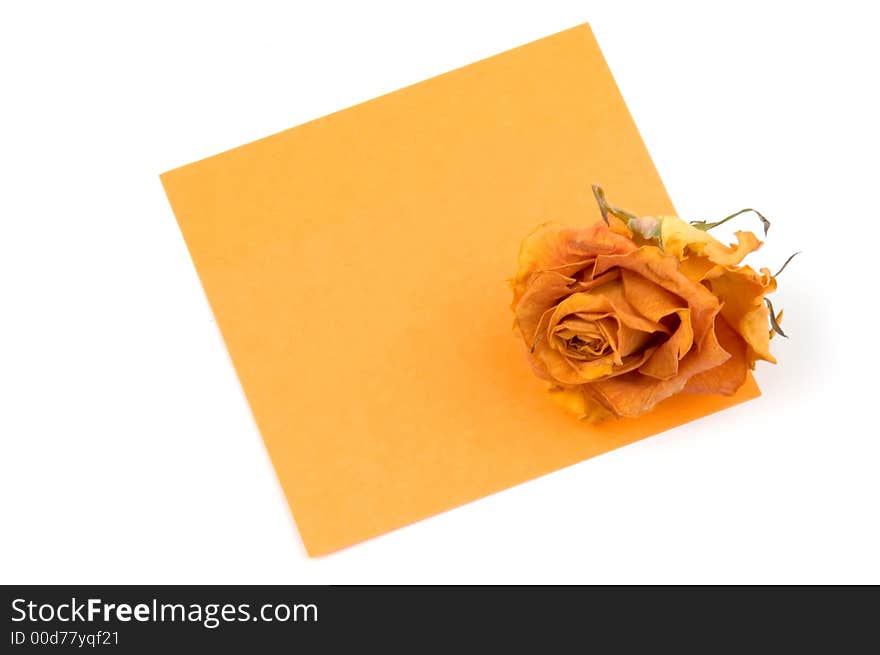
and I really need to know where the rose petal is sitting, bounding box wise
[684,316,750,395]
[534,335,656,386]
[619,268,685,322]
[660,214,763,267]
[592,279,671,334]
[586,314,730,417]
[548,291,614,325]
[547,386,613,422]
[512,222,636,301]
[594,247,721,344]
[614,321,655,358]
[576,268,620,290]
[536,347,616,384]
[637,309,694,380]
[705,265,777,364]
[512,271,575,345]
[678,255,716,283]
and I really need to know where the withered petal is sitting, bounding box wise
[592,279,670,334]
[683,316,750,395]
[512,221,636,302]
[638,308,694,380]
[586,316,730,417]
[594,246,721,345]
[619,268,685,322]
[706,266,777,364]
[512,271,575,345]
[661,213,763,267]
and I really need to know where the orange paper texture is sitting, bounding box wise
[161,24,760,556]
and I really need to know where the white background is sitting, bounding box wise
[2,0,878,584]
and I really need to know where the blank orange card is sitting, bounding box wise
[161,24,759,556]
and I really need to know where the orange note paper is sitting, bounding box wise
[161,24,759,556]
